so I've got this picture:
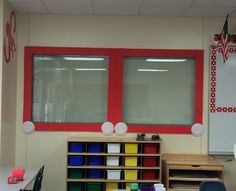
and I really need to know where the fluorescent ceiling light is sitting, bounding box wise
[146,59,187,62]
[75,68,106,71]
[34,57,54,61]
[64,57,104,61]
[138,69,168,72]
[56,68,68,71]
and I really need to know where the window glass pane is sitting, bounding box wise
[122,57,196,125]
[32,55,108,123]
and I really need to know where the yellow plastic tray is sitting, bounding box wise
[124,170,138,180]
[125,143,138,153]
[125,157,138,166]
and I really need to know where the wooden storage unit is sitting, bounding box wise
[66,137,162,191]
[162,154,224,191]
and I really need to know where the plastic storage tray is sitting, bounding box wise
[125,157,138,166]
[68,142,84,152]
[107,143,121,153]
[106,156,119,166]
[125,143,138,153]
[88,156,103,165]
[68,156,84,166]
[142,170,156,180]
[143,143,158,154]
[68,169,84,179]
[106,182,118,191]
[107,170,121,180]
[87,142,103,152]
[140,184,155,191]
[143,157,156,167]
[87,183,103,191]
[68,182,83,191]
[87,169,103,179]
[124,170,138,180]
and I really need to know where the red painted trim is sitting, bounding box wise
[35,123,101,131]
[23,47,33,122]
[24,47,204,133]
[127,124,191,134]
[107,53,123,124]
[119,48,204,125]
[194,50,204,123]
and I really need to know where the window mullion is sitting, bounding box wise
[107,51,123,125]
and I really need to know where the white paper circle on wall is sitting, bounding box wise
[191,123,204,137]
[115,122,128,136]
[23,121,35,134]
[101,122,114,136]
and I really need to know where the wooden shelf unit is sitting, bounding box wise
[66,137,162,191]
[162,154,224,191]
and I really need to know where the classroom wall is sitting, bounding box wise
[15,14,236,191]
[0,0,3,161]
[0,0,17,165]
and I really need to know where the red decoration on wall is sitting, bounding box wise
[210,47,236,113]
[4,11,16,64]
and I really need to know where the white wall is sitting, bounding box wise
[0,0,3,161]
[0,0,17,165]
[15,14,236,191]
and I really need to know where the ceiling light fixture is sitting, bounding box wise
[56,68,68,71]
[138,69,168,72]
[64,57,104,61]
[146,59,187,62]
[34,57,54,61]
[75,68,106,71]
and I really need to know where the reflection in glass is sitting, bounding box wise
[122,57,196,125]
[32,55,108,123]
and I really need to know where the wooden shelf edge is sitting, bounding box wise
[67,153,161,156]
[67,165,161,169]
[67,178,161,183]
[169,177,220,181]
[67,137,161,143]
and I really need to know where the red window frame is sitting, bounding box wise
[24,46,203,133]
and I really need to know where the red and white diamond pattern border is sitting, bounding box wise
[210,47,236,113]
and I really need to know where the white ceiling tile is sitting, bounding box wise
[140,6,188,16]
[185,7,235,16]
[8,0,40,2]
[142,0,195,7]
[45,3,93,14]
[43,0,91,4]
[94,5,139,15]
[6,0,236,16]
[9,2,48,13]
[193,0,236,7]
[93,0,142,5]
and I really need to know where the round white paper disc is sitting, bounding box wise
[115,122,128,136]
[23,121,35,134]
[101,122,114,136]
[191,123,204,137]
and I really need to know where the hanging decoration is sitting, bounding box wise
[213,14,236,64]
[4,11,16,64]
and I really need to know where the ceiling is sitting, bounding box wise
[7,0,236,17]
